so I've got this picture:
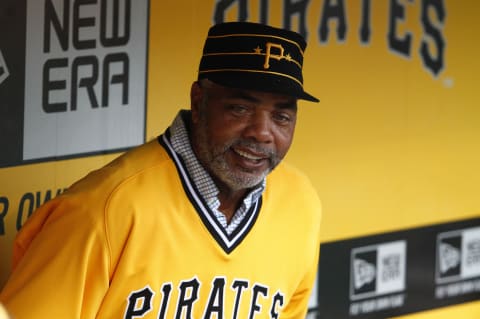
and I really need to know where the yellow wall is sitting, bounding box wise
[1,1,479,317]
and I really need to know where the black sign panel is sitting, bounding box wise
[0,0,149,168]
[317,218,480,318]
[0,0,27,167]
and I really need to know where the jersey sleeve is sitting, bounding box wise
[0,194,111,319]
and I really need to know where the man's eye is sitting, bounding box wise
[228,105,249,115]
[273,112,293,124]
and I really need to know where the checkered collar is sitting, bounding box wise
[168,110,265,214]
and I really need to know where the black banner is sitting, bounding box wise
[317,218,480,318]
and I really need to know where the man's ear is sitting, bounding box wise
[190,81,203,124]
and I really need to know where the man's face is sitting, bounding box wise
[190,81,297,192]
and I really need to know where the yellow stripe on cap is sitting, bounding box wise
[198,68,304,88]
[207,33,305,56]
[202,51,302,70]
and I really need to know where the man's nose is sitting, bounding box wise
[242,113,274,143]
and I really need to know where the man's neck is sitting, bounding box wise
[215,181,249,223]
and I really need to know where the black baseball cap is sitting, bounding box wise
[198,22,319,103]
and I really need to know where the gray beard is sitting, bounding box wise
[193,119,279,192]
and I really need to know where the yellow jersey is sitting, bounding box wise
[0,134,321,319]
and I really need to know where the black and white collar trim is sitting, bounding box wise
[159,133,262,254]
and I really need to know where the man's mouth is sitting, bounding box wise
[233,147,265,161]
[230,145,273,170]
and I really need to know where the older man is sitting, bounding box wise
[0,22,321,318]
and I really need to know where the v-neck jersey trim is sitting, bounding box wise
[158,133,263,254]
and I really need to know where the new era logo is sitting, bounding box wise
[0,50,9,85]
[353,258,376,291]
[438,241,461,277]
[436,226,480,284]
[22,0,149,161]
[0,1,149,168]
[350,241,407,300]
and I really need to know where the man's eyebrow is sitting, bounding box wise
[226,90,298,110]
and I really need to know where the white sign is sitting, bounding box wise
[23,0,148,160]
